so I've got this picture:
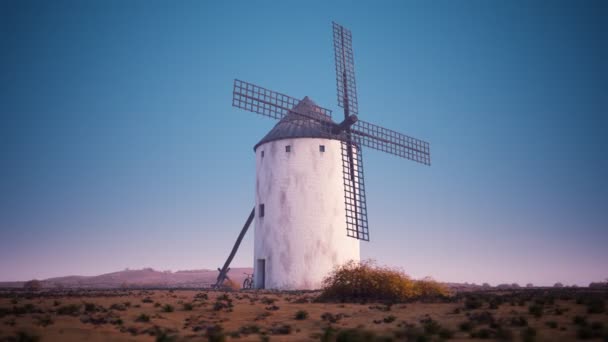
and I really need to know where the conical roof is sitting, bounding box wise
[254,97,343,150]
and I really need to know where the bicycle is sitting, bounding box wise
[242,273,254,289]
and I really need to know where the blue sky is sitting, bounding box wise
[1,0,606,286]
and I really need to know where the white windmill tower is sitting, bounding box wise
[214,22,431,290]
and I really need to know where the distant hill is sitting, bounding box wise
[0,267,253,289]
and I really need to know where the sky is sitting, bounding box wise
[0,0,606,286]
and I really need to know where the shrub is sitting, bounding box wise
[260,297,275,305]
[545,321,558,329]
[84,302,97,312]
[206,325,225,342]
[573,315,588,326]
[156,331,178,342]
[413,277,450,298]
[239,324,261,335]
[465,296,484,310]
[0,307,11,318]
[576,327,594,340]
[421,318,442,335]
[469,311,495,325]
[590,321,603,330]
[587,298,605,314]
[319,260,448,302]
[136,314,150,322]
[577,323,605,340]
[321,312,342,323]
[510,316,528,327]
[438,328,454,339]
[57,304,81,316]
[295,310,309,320]
[35,315,54,327]
[520,327,537,342]
[213,301,230,311]
[195,292,209,301]
[224,279,240,291]
[161,304,174,313]
[471,328,492,338]
[182,303,194,311]
[334,328,377,342]
[110,303,127,311]
[495,327,514,341]
[23,280,42,291]
[459,321,473,331]
[528,304,543,318]
[271,324,292,335]
[395,326,426,341]
[13,331,40,342]
[383,315,396,323]
[12,304,40,315]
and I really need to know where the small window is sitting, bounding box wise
[319,145,325,152]
[285,145,291,152]
[261,150,264,158]
[259,204,265,217]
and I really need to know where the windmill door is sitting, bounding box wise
[256,259,266,289]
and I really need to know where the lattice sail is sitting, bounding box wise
[333,22,358,116]
[352,119,431,165]
[233,79,332,120]
[341,136,369,241]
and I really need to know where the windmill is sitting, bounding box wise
[214,22,430,290]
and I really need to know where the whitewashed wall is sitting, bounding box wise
[253,137,360,290]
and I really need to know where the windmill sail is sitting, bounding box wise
[341,135,369,241]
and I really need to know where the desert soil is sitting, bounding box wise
[1,288,607,341]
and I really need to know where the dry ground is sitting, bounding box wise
[0,288,607,341]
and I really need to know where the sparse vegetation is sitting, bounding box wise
[35,315,54,327]
[573,315,588,326]
[383,315,396,323]
[528,303,543,317]
[11,331,40,342]
[0,287,606,341]
[465,296,484,310]
[110,303,127,311]
[545,320,558,329]
[239,324,261,335]
[223,279,240,291]
[520,327,537,342]
[56,304,81,316]
[295,310,309,320]
[136,313,150,322]
[84,302,98,312]
[459,321,474,331]
[23,280,42,291]
[270,323,292,335]
[161,304,174,312]
[587,298,605,314]
[206,324,225,342]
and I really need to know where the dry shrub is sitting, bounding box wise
[23,280,42,291]
[319,260,449,302]
[224,279,240,291]
[413,277,450,298]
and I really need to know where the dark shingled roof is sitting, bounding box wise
[254,96,344,151]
